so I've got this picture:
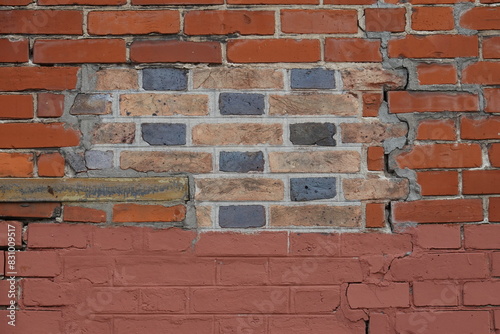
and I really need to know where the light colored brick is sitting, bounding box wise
[271,205,361,227]
[196,205,213,228]
[341,121,407,144]
[269,93,358,116]
[192,123,283,146]
[269,151,360,173]
[343,178,409,200]
[195,178,284,201]
[341,65,406,91]
[92,123,135,144]
[96,68,138,90]
[193,68,283,89]
[120,93,208,116]
[120,151,212,173]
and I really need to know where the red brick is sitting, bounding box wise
[34,39,126,64]
[0,153,33,177]
[365,8,406,32]
[397,143,482,169]
[485,88,500,113]
[484,36,500,59]
[281,10,357,34]
[461,116,500,139]
[269,258,363,285]
[411,0,473,3]
[22,279,73,306]
[0,221,22,247]
[362,92,382,117]
[493,252,500,276]
[389,253,488,280]
[392,199,483,223]
[114,316,213,334]
[326,0,374,2]
[196,232,288,256]
[0,310,63,334]
[37,93,64,118]
[341,233,412,256]
[141,287,187,312]
[464,282,500,306]
[416,119,456,141]
[413,281,459,306]
[0,67,79,92]
[27,223,92,249]
[325,38,382,62]
[64,206,106,223]
[41,0,124,4]
[131,40,222,63]
[465,224,500,249]
[0,95,33,119]
[491,197,500,222]
[218,258,268,285]
[348,283,410,308]
[388,35,478,58]
[0,251,3,276]
[229,0,316,3]
[0,123,80,148]
[145,227,196,252]
[369,313,391,334]
[0,10,82,34]
[94,226,144,251]
[227,39,320,63]
[63,256,114,284]
[417,171,459,196]
[133,0,220,4]
[388,91,479,113]
[366,203,385,228]
[289,233,340,256]
[462,62,500,85]
[0,0,31,4]
[14,251,61,277]
[0,203,60,219]
[89,11,179,35]
[0,280,13,306]
[412,224,462,249]
[460,7,500,30]
[367,146,384,171]
[412,6,454,31]
[463,170,500,195]
[416,63,457,85]
[37,152,65,177]
[185,10,274,35]
[268,316,365,334]
[396,311,490,334]
[0,39,28,62]
[113,203,186,223]
[292,287,341,313]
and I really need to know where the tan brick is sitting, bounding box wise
[96,68,139,91]
[120,93,208,116]
[195,178,284,201]
[341,65,406,91]
[92,123,135,144]
[341,121,408,144]
[269,151,360,173]
[343,178,409,201]
[269,94,358,116]
[121,151,212,173]
[271,205,362,227]
[192,123,283,146]
[196,205,213,228]
[193,68,283,89]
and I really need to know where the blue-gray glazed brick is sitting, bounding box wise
[142,123,186,145]
[219,151,264,173]
[219,93,265,115]
[290,69,336,89]
[219,205,266,228]
[290,123,336,146]
[290,177,337,201]
[142,68,188,91]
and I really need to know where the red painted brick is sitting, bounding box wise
[388,35,478,58]
[94,226,143,251]
[89,11,180,35]
[292,287,341,313]
[388,91,479,113]
[281,10,357,34]
[268,316,365,334]
[396,143,482,169]
[34,39,126,64]
[0,95,33,119]
[348,283,410,308]
[460,7,500,30]
[217,258,268,285]
[27,223,92,249]
[416,119,456,141]
[389,253,488,280]
[366,203,386,228]
[485,88,500,113]
[417,171,459,196]
[413,281,459,306]
[365,8,406,32]
[131,40,222,63]
[64,206,106,223]
[37,93,64,118]
[0,10,82,34]
[325,38,382,62]
[462,62,500,85]
[0,123,80,148]
[369,313,391,334]
[362,92,382,117]
[0,251,3,276]
[0,67,79,91]
[412,6,454,31]
[0,203,60,219]
[342,233,412,256]
[22,279,77,306]
[114,316,213,334]
[0,153,33,177]
[185,10,274,35]
[396,311,490,334]
[393,199,483,223]
[63,256,114,284]
[412,224,461,249]
[416,63,457,85]
[0,280,13,306]
[144,227,196,252]
[113,203,186,223]
[491,197,500,222]
[493,252,500,276]
[0,39,28,62]
[484,36,500,59]
[37,152,65,177]
[463,170,500,195]
[464,281,500,306]
[461,116,500,139]
[0,310,63,334]
[141,288,187,312]
[227,39,320,63]
[289,233,340,256]
[465,224,500,249]
[196,232,288,256]
[14,251,60,277]
[0,221,22,247]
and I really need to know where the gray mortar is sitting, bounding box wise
[454,2,477,36]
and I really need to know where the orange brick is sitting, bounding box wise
[0,95,33,119]
[37,153,65,177]
[412,6,454,31]
[227,39,320,63]
[396,143,482,169]
[281,10,358,34]
[367,146,385,171]
[416,63,457,85]
[393,199,483,223]
[362,92,382,117]
[388,35,478,58]
[131,40,222,63]
[417,171,459,196]
[325,38,382,62]
[34,39,126,64]
[113,203,186,223]
[460,7,500,30]
[366,203,385,228]
[0,153,33,177]
[463,62,500,85]
[484,88,500,113]
[365,8,406,32]
[416,119,456,141]
[64,206,106,223]
[0,67,79,92]
[389,91,479,113]
[461,116,500,140]
[0,123,80,149]
[0,10,82,34]
[185,10,274,35]
[483,36,500,59]
[89,10,180,35]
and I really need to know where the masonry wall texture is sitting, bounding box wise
[0,0,499,333]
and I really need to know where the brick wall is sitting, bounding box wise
[0,0,499,332]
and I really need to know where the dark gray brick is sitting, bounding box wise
[142,68,188,91]
[290,177,337,201]
[85,150,113,170]
[219,205,266,228]
[291,68,336,89]
[142,123,186,146]
[219,93,265,115]
[290,123,336,146]
[219,151,264,173]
